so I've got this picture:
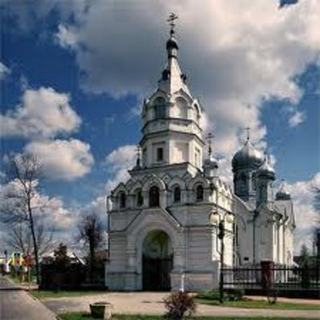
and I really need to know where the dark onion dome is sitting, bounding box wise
[166,35,179,51]
[232,140,264,171]
[276,182,291,200]
[203,155,219,169]
[256,159,275,180]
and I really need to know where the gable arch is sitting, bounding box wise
[174,97,188,119]
[167,176,186,190]
[187,176,210,191]
[113,182,128,197]
[142,174,166,192]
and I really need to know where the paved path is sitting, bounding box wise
[43,291,320,318]
[0,276,56,320]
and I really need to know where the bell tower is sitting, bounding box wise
[140,14,204,170]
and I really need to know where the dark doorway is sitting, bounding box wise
[142,255,173,290]
[142,230,173,291]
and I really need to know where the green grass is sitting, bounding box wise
[58,313,319,320]
[196,298,320,310]
[30,289,107,299]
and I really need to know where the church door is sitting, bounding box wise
[142,230,173,291]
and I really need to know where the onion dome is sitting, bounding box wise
[232,140,264,171]
[276,181,291,200]
[204,155,218,169]
[256,156,275,180]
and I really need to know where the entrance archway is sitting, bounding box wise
[142,230,173,291]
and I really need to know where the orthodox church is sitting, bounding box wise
[105,21,295,291]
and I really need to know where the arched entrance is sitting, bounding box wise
[142,230,173,291]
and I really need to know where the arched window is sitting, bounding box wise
[136,189,143,207]
[154,97,166,119]
[119,192,126,208]
[196,185,204,202]
[173,186,181,203]
[149,186,160,207]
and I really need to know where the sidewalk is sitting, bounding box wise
[42,291,320,318]
[0,276,56,320]
[245,295,320,305]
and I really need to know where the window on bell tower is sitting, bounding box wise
[154,97,166,119]
[157,148,163,161]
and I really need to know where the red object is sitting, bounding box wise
[24,255,33,267]
[261,260,274,289]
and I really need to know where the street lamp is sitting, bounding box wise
[209,211,234,303]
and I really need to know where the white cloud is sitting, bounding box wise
[0,87,81,139]
[49,0,320,157]
[288,110,306,127]
[287,173,320,254]
[105,144,136,192]
[0,62,10,80]
[55,24,78,49]
[0,179,75,233]
[24,139,94,181]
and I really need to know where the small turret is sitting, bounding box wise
[203,132,218,178]
[256,155,276,206]
[232,129,264,202]
[276,181,291,200]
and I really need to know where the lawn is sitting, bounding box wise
[30,289,107,299]
[58,314,319,320]
[196,298,320,310]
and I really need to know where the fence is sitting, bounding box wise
[222,264,320,298]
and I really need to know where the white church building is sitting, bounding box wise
[105,22,295,291]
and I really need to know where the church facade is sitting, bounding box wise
[105,24,295,291]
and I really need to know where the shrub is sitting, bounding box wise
[163,291,196,320]
[227,289,245,301]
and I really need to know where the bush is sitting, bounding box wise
[227,289,245,301]
[163,291,196,320]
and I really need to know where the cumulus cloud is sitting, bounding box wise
[105,144,136,192]
[0,62,10,80]
[24,139,94,181]
[49,0,320,157]
[288,110,306,127]
[0,179,74,233]
[287,173,320,253]
[0,87,81,139]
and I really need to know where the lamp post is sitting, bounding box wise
[210,211,234,304]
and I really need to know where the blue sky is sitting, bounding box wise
[0,0,319,250]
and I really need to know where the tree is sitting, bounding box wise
[311,186,320,265]
[77,213,104,282]
[0,153,45,284]
[53,243,71,268]
[299,244,310,267]
[5,221,54,257]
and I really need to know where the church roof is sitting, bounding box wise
[232,139,264,171]
[276,181,291,200]
[158,27,191,97]
[256,157,275,180]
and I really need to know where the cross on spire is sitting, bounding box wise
[206,132,214,157]
[167,12,178,36]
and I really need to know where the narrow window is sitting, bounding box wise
[157,148,164,161]
[196,185,204,202]
[154,97,166,119]
[149,186,160,207]
[119,192,126,208]
[173,186,181,203]
[136,189,143,207]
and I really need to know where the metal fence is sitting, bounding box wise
[222,265,320,291]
